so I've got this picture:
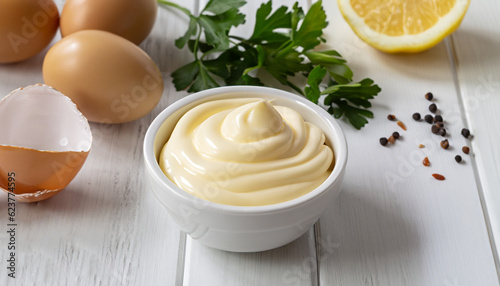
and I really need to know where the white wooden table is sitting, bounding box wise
[1,0,500,285]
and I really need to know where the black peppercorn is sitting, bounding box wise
[424,114,434,124]
[429,103,437,113]
[412,112,421,121]
[461,128,471,138]
[380,137,388,146]
[431,125,439,134]
[439,128,447,137]
[425,92,433,101]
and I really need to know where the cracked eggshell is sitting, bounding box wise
[0,0,59,64]
[0,85,92,202]
[42,30,164,124]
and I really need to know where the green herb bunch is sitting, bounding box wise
[158,0,381,129]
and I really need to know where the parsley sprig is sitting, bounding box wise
[158,0,381,129]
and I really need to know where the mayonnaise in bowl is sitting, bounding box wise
[144,86,347,251]
[159,98,335,206]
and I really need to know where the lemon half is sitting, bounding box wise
[338,0,470,53]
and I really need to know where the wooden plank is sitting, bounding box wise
[184,231,317,286]
[316,1,500,285]
[181,1,318,286]
[451,0,500,271]
[0,0,195,284]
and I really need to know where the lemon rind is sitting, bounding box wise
[338,0,471,53]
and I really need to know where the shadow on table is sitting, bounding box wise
[184,191,422,285]
[450,28,500,70]
[372,41,453,82]
[0,48,46,89]
[15,179,120,227]
[186,229,320,285]
[372,28,500,84]
[315,190,423,284]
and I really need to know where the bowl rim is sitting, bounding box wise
[144,86,347,215]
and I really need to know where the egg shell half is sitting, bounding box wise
[43,30,164,124]
[0,85,92,202]
[0,146,89,202]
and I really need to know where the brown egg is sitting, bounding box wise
[60,0,157,44]
[43,30,164,124]
[0,85,92,202]
[0,0,59,64]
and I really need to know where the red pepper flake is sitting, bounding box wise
[423,157,430,167]
[440,139,449,149]
[432,173,446,181]
[388,135,396,144]
[397,121,407,131]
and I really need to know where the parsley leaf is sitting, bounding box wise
[171,60,199,90]
[305,66,327,104]
[249,2,291,43]
[323,79,381,129]
[159,0,382,129]
[198,8,245,50]
[330,100,373,130]
[175,16,197,49]
[292,1,328,51]
[188,62,219,92]
[203,0,246,14]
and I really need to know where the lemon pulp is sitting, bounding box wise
[338,0,470,52]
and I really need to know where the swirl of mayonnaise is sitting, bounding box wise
[159,98,334,206]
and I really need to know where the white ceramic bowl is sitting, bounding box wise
[144,86,347,252]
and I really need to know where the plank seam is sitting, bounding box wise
[445,35,500,283]
[194,0,201,15]
[176,232,187,286]
[314,222,321,286]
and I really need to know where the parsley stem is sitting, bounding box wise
[272,40,294,58]
[192,25,203,61]
[157,0,192,17]
[229,35,246,41]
